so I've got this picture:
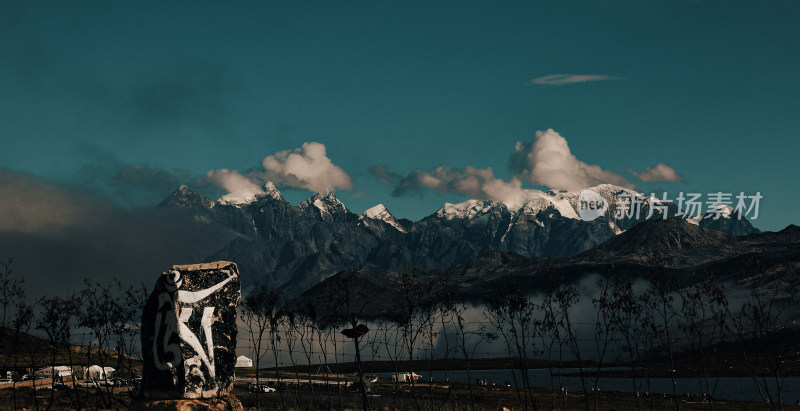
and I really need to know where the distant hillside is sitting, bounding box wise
[0,326,139,370]
[296,220,800,318]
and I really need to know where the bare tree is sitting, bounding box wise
[439,270,485,411]
[608,275,646,411]
[0,258,32,410]
[239,285,280,409]
[10,297,35,411]
[326,270,372,411]
[486,279,538,411]
[727,260,800,411]
[546,269,589,411]
[35,294,80,410]
[381,319,406,408]
[591,272,617,411]
[390,269,438,411]
[116,280,148,395]
[77,279,131,408]
[0,257,25,329]
[282,307,302,406]
[678,271,728,411]
[315,318,336,409]
[535,290,563,410]
[296,301,319,409]
[643,276,681,411]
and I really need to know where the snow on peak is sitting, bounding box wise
[435,199,497,220]
[703,204,734,219]
[363,204,405,232]
[262,181,284,201]
[218,192,259,206]
[301,192,348,215]
[217,181,284,206]
[587,183,638,196]
[505,190,580,220]
[364,204,389,219]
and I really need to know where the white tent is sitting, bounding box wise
[235,356,253,368]
[87,365,115,380]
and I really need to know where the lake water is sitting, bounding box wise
[374,368,800,405]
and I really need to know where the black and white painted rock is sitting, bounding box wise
[141,261,241,399]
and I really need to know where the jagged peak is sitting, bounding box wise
[300,191,348,215]
[435,199,499,220]
[585,183,640,196]
[362,204,406,232]
[160,185,212,209]
[702,203,734,219]
[364,204,390,219]
[217,181,285,206]
[218,193,258,206]
[261,181,284,201]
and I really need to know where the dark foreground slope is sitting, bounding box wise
[296,220,800,317]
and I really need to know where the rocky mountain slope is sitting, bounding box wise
[159,183,761,295]
[297,221,800,317]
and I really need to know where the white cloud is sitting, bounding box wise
[386,129,655,207]
[390,165,546,210]
[508,129,633,191]
[206,169,265,204]
[0,170,105,233]
[527,74,620,86]
[631,163,685,183]
[206,142,353,202]
[261,142,353,193]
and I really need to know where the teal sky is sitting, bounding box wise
[2,1,799,231]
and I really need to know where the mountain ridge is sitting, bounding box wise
[296,218,800,317]
[160,183,762,295]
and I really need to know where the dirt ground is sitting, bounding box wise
[0,375,796,410]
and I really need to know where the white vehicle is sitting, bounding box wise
[86,365,115,381]
[36,366,72,380]
[248,383,276,393]
[76,380,99,388]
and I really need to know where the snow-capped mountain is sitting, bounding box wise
[160,183,760,295]
[362,204,406,232]
[697,204,761,236]
[261,181,284,202]
[299,192,349,219]
[216,181,286,206]
[435,199,499,220]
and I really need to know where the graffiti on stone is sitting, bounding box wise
[141,261,241,399]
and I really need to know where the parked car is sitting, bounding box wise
[248,383,276,393]
[76,381,99,388]
[0,378,12,385]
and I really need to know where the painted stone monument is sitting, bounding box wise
[138,261,241,405]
